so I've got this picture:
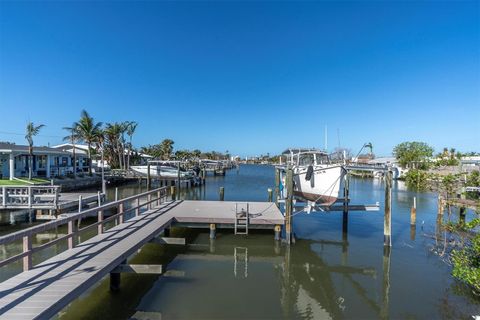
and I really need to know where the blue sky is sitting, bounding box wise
[0,1,478,157]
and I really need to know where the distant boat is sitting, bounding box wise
[280,148,346,205]
[131,161,193,179]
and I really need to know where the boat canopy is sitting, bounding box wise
[281,148,327,155]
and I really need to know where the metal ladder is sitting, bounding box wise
[234,247,248,278]
[234,203,249,235]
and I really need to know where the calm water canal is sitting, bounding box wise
[1,164,479,319]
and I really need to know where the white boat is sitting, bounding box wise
[131,161,193,179]
[281,148,346,205]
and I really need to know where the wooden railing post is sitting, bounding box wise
[157,190,161,206]
[135,198,140,216]
[23,235,32,271]
[119,202,124,224]
[68,220,75,249]
[98,209,104,235]
[148,194,152,210]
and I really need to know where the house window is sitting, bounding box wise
[62,157,68,166]
[38,155,47,169]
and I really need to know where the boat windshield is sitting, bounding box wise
[315,153,330,165]
[298,153,315,166]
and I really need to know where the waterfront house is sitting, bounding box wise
[0,142,89,180]
[52,143,153,170]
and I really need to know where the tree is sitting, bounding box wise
[74,110,103,174]
[393,141,434,169]
[62,124,81,177]
[160,139,174,160]
[25,122,45,180]
[126,121,138,169]
[104,122,123,169]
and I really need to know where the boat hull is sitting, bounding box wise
[292,165,345,205]
[131,166,192,179]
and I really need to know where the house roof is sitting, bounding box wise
[0,143,70,155]
[52,143,153,158]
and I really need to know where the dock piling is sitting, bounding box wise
[171,186,176,201]
[147,163,151,189]
[285,166,294,245]
[410,196,416,225]
[268,188,273,202]
[219,187,225,201]
[384,171,392,247]
[274,225,281,241]
[274,168,280,207]
[209,223,216,239]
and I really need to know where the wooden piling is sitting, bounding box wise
[342,172,349,235]
[410,196,416,225]
[274,168,280,207]
[115,187,119,202]
[268,188,273,202]
[285,166,294,245]
[171,186,176,201]
[219,187,225,201]
[274,225,281,241]
[209,223,216,239]
[437,195,444,215]
[384,170,392,247]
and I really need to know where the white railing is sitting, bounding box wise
[0,186,60,209]
[0,186,169,272]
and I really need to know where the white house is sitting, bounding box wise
[52,143,153,169]
[0,143,89,180]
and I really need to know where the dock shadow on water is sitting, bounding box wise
[5,164,478,319]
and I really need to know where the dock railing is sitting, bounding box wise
[0,186,60,209]
[0,186,169,272]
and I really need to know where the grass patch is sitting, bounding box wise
[0,178,49,186]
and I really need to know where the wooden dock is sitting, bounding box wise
[0,187,283,319]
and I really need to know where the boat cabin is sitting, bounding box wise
[282,148,330,166]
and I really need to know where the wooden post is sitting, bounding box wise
[285,166,293,245]
[68,220,75,249]
[268,188,273,202]
[157,190,161,206]
[410,196,416,225]
[171,186,176,201]
[343,172,349,235]
[209,223,216,239]
[110,259,126,291]
[78,195,83,212]
[274,225,281,241]
[384,170,392,247]
[219,187,225,201]
[147,194,152,210]
[147,163,151,189]
[274,168,280,207]
[119,202,124,224]
[437,195,444,216]
[98,209,103,235]
[115,187,119,202]
[97,191,102,206]
[135,198,140,216]
[23,235,32,271]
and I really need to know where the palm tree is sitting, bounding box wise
[104,123,123,169]
[25,122,45,180]
[160,139,174,160]
[126,121,138,169]
[74,110,103,174]
[63,124,81,177]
